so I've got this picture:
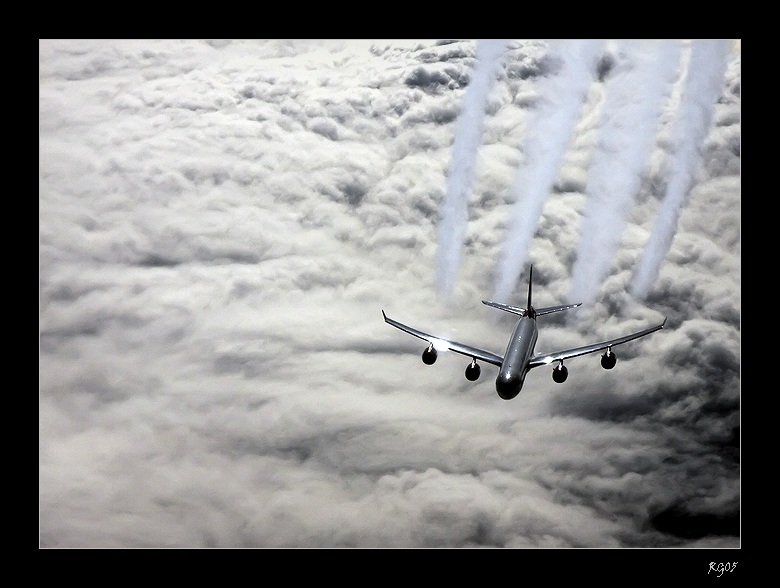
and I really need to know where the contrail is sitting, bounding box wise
[492,40,603,304]
[435,39,508,301]
[568,40,682,309]
[630,40,730,299]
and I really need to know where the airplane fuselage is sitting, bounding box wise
[496,316,538,399]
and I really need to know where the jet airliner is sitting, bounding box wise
[382,266,666,400]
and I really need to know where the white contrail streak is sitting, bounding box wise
[435,39,508,301]
[568,40,682,309]
[630,40,731,299]
[492,40,603,303]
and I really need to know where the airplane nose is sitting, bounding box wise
[495,375,520,400]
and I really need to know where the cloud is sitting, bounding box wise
[568,40,682,308]
[631,41,732,299]
[40,39,740,548]
[492,40,603,303]
[435,40,508,300]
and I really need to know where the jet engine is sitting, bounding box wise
[552,362,568,383]
[465,359,481,381]
[422,344,438,365]
[601,348,616,370]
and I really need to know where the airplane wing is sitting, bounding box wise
[527,318,666,369]
[382,310,504,367]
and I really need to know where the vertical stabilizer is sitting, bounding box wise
[527,265,533,310]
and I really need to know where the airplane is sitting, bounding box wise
[382,266,666,400]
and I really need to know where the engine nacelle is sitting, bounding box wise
[552,363,568,383]
[601,349,617,370]
[465,360,481,381]
[422,345,438,365]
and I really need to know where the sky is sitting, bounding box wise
[39,39,740,549]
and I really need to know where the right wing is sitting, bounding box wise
[382,310,504,367]
[527,319,666,369]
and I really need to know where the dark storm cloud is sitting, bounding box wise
[40,39,739,548]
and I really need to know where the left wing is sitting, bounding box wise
[528,318,666,369]
[382,310,504,367]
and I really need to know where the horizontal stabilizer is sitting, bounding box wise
[535,302,582,316]
[482,300,582,316]
[481,300,526,316]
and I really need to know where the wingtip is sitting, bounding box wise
[381,309,387,320]
[662,317,667,328]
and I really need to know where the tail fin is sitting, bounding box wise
[483,265,582,317]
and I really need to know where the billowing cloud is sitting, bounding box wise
[40,39,740,548]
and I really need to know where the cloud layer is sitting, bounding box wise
[39,39,740,548]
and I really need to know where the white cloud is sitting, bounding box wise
[40,39,740,548]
